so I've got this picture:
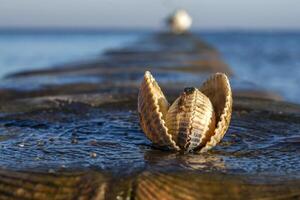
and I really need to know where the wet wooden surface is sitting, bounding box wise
[0,32,300,199]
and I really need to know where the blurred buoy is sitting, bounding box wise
[167,9,192,34]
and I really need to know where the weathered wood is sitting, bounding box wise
[0,32,299,199]
[0,169,107,200]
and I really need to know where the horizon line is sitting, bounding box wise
[0,26,300,33]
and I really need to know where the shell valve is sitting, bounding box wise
[138,71,232,152]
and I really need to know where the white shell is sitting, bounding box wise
[138,71,232,152]
[199,73,233,152]
[166,87,216,152]
[138,71,179,150]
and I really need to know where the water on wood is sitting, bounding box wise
[0,33,300,199]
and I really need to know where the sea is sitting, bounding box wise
[0,29,299,103]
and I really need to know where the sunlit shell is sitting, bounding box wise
[199,73,232,152]
[166,87,216,152]
[138,71,179,150]
[137,71,232,152]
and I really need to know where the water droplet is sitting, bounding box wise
[90,152,97,158]
[18,143,25,148]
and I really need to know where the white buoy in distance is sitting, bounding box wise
[167,9,192,34]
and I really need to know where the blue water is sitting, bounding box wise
[200,32,300,104]
[0,30,140,76]
[0,30,299,103]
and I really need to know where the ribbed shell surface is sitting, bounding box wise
[138,71,179,150]
[199,73,232,152]
[166,88,215,152]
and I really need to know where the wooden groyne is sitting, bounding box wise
[0,32,300,199]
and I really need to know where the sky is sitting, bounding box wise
[0,0,299,30]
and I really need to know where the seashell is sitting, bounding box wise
[138,71,179,150]
[166,87,216,152]
[199,73,232,152]
[138,71,232,152]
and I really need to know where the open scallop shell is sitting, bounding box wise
[199,73,232,152]
[138,71,232,152]
[166,87,216,152]
[138,71,179,150]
